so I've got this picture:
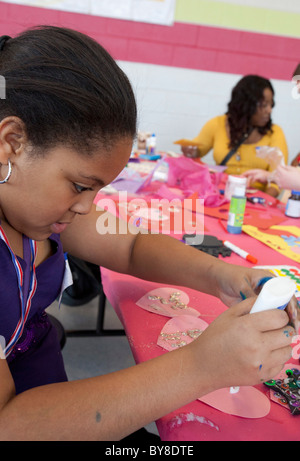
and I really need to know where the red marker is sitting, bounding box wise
[223,240,258,264]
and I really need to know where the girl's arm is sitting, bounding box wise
[0,206,295,440]
[60,204,277,306]
[0,300,293,440]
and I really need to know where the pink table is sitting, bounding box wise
[98,187,300,441]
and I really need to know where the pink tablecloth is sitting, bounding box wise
[99,190,300,441]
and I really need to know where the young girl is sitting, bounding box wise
[0,26,296,441]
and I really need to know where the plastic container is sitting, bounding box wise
[227,186,246,234]
[285,190,300,218]
[224,175,247,201]
[146,133,156,155]
[250,277,296,313]
[152,160,169,182]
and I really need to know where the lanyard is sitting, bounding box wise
[0,226,37,358]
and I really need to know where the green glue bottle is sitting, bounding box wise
[227,186,246,234]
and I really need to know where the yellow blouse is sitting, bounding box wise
[192,114,288,192]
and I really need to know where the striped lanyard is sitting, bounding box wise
[0,226,37,358]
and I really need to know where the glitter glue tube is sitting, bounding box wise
[250,277,296,314]
[227,186,246,234]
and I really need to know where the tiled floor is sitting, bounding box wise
[46,296,159,437]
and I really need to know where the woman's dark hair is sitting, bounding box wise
[226,75,274,148]
[293,63,300,78]
[0,26,137,154]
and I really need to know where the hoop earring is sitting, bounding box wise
[0,159,12,184]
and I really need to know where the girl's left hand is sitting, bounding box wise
[216,264,300,331]
[216,264,273,307]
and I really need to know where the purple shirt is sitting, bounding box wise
[0,232,68,393]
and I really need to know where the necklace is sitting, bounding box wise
[235,129,252,161]
[0,225,37,358]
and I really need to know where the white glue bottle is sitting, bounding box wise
[250,277,296,314]
[146,133,156,155]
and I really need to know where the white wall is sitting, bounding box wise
[120,61,300,164]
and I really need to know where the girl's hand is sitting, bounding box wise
[190,297,295,389]
[214,264,273,307]
[214,263,300,332]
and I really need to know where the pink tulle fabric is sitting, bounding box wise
[163,157,226,207]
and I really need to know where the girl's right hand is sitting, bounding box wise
[190,297,294,393]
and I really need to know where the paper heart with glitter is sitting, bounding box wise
[156,310,270,418]
[157,315,208,351]
[136,287,200,317]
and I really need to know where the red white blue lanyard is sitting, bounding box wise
[0,226,37,358]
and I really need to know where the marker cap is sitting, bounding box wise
[246,254,258,264]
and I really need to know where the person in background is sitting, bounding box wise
[0,28,296,441]
[244,64,300,189]
[290,64,300,167]
[243,164,300,192]
[291,154,300,167]
[181,75,288,197]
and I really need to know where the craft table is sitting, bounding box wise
[97,161,300,441]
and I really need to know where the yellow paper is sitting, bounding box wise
[243,225,300,264]
[173,139,200,147]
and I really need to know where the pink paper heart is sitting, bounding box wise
[198,386,270,419]
[136,287,200,318]
[157,315,209,351]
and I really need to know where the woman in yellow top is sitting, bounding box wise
[181,75,288,197]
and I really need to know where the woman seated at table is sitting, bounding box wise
[181,75,288,197]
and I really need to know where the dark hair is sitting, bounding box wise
[0,26,137,154]
[226,75,274,148]
[293,63,300,78]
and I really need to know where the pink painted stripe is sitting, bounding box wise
[0,1,299,80]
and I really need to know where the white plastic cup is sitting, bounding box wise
[224,175,247,201]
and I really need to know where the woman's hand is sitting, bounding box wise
[242,169,271,187]
[181,146,199,158]
[273,165,300,190]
